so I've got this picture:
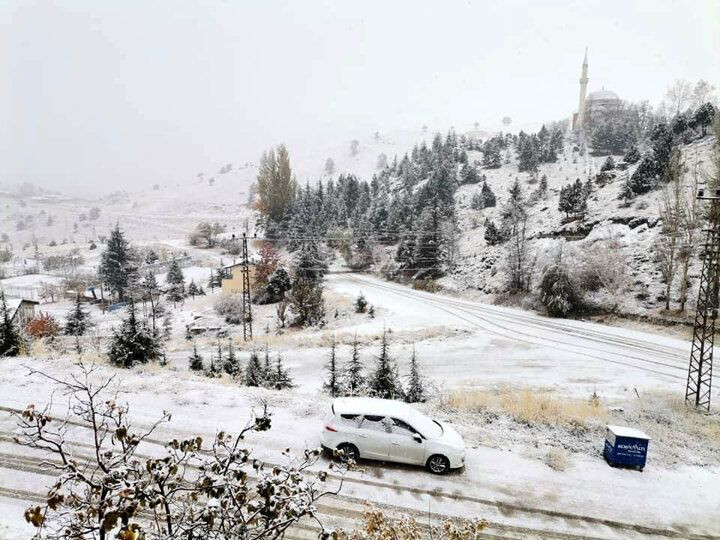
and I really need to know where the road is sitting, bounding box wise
[327,273,711,392]
[0,418,714,540]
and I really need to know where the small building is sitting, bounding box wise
[604,425,650,471]
[221,262,257,295]
[5,298,39,328]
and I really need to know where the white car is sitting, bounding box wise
[320,397,466,474]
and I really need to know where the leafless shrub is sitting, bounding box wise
[15,363,344,539]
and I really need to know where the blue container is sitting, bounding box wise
[603,425,649,471]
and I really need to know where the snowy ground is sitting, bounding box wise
[1,273,719,539]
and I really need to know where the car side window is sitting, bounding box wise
[361,415,390,433]
[339,414,361,428]
[391,418,418,437]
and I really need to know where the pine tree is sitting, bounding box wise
[223,339,241,378]
[480,181,496,208]
[162,311,173,341]
[344,333,365,395]
[99,224,137,301]
[413,206,442,278]
[355,293,368,313]
[324,335,341,396]
[189,343,204,371]
[369,328,403,399]
[108,300,161,368]
[187,280,199,298]
[484,219,503,245]
[207,351,221,378]
[245,350,263,386]
[166,260,185,305]
[262,344,273,387]
[624,145,641,164]
[0,291,21,357]
[404,344,426,403]
[539,174,548,195]
[273,353,295,390]
[64,294,90,337]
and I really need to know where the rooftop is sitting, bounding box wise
[587,89,620,102]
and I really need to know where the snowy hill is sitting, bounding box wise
[445,135,717,319]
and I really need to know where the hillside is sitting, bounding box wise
[446,135,717,320]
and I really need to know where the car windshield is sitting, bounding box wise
[406,409,443,439]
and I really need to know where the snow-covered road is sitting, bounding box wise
[327,273,707,400]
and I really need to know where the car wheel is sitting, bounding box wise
[426,454,450,475]
[337,443,359,462]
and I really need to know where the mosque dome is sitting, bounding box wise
[587,89,620,102]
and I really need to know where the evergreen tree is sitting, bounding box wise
[289,242,326,326]
[369,328,403,399]
[108,300,161,368]
[355,292,368,313]
[162,311,173,340]
[189,343,204,372]
[187,280,199,298]
[538,174,548,195]
[482,145,502,168]
[404,344,426,403]
[480,181,496,208]
[273,353,295,390]
[207,349,221,378]
[262,344,273,386]
[344,333,365,395]
[324,335,341,396]
[412,206,442,278]
[0,291,21,357]
[484,219,503,245]
[223,339,241,378]
[99,224,137,301]
[266,267,292,302]
[166,260,185,305]
[624,145,641,164]
[64,294,90,337]
[245,350,263,386]
[601,156,616,172]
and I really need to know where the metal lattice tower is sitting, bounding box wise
[686,189,720,410]
[241,233,253,341]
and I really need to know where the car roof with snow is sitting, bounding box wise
[332,397,416,419]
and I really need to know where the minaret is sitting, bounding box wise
[575,47,589,129]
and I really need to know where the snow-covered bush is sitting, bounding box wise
[538,263,583,318]
[16,365,342,540]
[214,294,245,324]
[336,507,488,539]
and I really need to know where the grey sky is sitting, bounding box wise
[1,0,718,195]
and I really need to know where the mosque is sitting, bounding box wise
[572,48,622,130]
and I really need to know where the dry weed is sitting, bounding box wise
[443,387,607,428]
[544,448,570,471]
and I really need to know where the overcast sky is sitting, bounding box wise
[1,0,719,195]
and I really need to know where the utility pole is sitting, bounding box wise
[241,233,253,341]
[686,188,720,410]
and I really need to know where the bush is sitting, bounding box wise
[25,313,60,338]
[214,294,245,324]
[538,264,582,318]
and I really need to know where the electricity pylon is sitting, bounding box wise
[686,188,720,410]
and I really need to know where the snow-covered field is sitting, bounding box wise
[1,273,719,539]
